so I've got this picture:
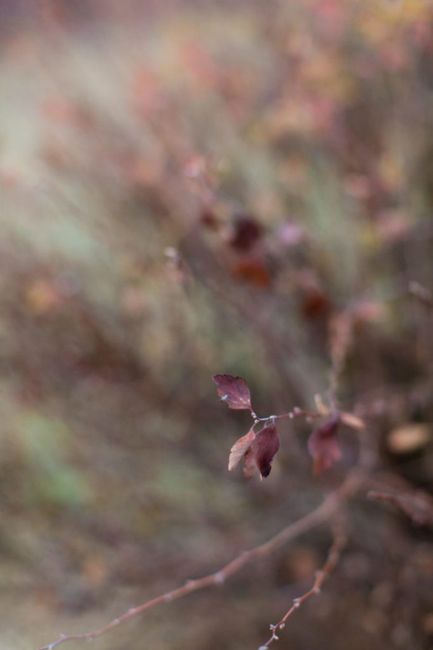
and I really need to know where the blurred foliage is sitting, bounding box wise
[0,1,432,649]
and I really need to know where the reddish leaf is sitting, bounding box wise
[229,214,262,252]
[231,257,272,288]
[199,208,220,230]
[228,429,255,471]
[213,374,252,410]
[308,413,341,474]
[243,446,258,479]
[340,411,365,430]
[301,287,331,320]
[228,424,280,479]
[251,424,280,478]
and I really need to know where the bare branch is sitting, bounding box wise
[367,489,433,527]
[259,517,348,648]
[39,472,364,650]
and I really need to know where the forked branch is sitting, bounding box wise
[259,517,348,648]
[39,471,364,650]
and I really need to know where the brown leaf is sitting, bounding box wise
[243,446,258,479]
[228,424,280,479]
[228,429,255,471]
[308,413,341,474]
[213,374,252,410]
[251,423,280,478]
[387,423,431,454]
[340,412,365,430]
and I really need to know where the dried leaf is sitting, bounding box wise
[213,374,252,410]
[228,424,280,479]
[243,446,258,479]
[251,423,280,478]
[228,429,255,471]
[387,423,431,454]
[314,394,330,416]
[341,412,365,430]
[308,413,341,474]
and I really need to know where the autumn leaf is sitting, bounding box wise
[251,423,280,477]
[228,429,256,471]
[242,447,258,479]
[213,374,252,410]
[228,424,280,478]
[340,411,365,430]
[308,413,341,474]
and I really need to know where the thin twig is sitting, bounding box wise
[39,472,364,650]
[367,489,433,527]
[251,407,322,426]
[259,517,348,648]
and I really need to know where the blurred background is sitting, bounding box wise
[1,1,433,648]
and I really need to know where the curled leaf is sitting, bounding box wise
[213,374,252,410]
[308,413,341,474]
[228,429,255,471]
[228,424,280,479]
[242,446,258,479]
[340,411,365,430]
[251,423,280,478]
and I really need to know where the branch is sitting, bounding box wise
[39,471,364,650]
[367,489,433,527]
[259,517,348,648]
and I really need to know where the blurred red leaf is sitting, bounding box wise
[308,413,341,474]
[231,257,271,288]
[199,209,220,231]
[229,215,263,252]
[213,374,252,410]
[301,287,331,320]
